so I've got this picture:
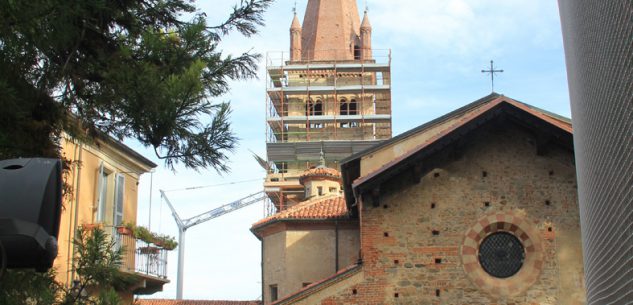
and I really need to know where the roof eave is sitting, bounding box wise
[250,217,354,237]
[350,100,574,204]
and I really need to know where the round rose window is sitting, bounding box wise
[478,232,525,278]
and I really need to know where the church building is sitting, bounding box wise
[252,1,586,304]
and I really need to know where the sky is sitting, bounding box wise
[127,0,570,301]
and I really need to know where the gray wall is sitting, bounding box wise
[557,1,633,304]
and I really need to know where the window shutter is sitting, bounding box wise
[113,174,125,226]
[96,162,106,222]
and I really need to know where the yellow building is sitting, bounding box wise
[55,133,168,302]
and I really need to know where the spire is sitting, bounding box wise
[291,11,301,30]
[301,0,362,60]
[361,10,372,30]
[360,9,372,60]
[290,9,302,61]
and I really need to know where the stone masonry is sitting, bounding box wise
[293,119,585,304]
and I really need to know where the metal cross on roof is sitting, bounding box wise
[292,0,297,14]
[481,60,504,92]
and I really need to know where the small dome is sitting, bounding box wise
[299,166,342,185]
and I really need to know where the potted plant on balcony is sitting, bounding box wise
[132,225,178,250]
[81,223,103,231]
[154,234,178,250]
[132,225,154,244]
[116,222,134,235]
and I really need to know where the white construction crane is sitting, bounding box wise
[159,190,268,300]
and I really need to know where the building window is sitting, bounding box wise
[340,99,359,128]
[340,98,349,115]
[478,232,525,278]
[113,174,125,226]
[306,99,323,129]
[349,99,358,115]
[306,99,323,116]
[354,45,361,60]
[340,99,358,115]
[95,163,125,226]
[317,186,323,196]
[96,166,109,223]
[270,285,278,302]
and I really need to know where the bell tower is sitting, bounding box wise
[264,0,392,213]
[301,0,361,60]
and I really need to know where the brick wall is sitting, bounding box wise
[558,1,633,304]
[299,122,585,304]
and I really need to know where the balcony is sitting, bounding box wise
[107,226,170,295]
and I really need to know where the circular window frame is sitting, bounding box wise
[478,231,525,278]
[460,211,544,298]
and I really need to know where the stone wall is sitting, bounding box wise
[298,123,585,304]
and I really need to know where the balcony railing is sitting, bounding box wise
[106,226,169,279]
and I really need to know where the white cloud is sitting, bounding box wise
[369,0,560,58]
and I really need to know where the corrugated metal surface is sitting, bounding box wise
[558,1,633,304]
[267,141,382,162]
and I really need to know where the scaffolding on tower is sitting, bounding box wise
[263,48,392,212]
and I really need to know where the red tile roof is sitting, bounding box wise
[137,300,260,305]
[299,166,342,184]
[251,195,348,230]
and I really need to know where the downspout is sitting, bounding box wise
[70,142,83,285]
[261,238,265,304]
[65,142,78,288]
[335,219,339,271]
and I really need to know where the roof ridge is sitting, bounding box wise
[341,93,501,164]
[273,194,344,218]
[251,195,348,232]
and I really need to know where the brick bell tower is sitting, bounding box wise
[263,0,392,213]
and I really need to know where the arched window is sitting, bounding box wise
[306,99,323,116]
[306,99,323,129]
[354,45,361,60]
[313,100,323,116]
[340,98,349,115]
[349,99,358,115]
[340,98,359,128]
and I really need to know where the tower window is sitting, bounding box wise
[306,99,323,128]
[270,285,278,302]
[340,99,359,128]
[349,99,358,115]
[340,98,349,115]
[306,99,323,116]
[354,45,361,60]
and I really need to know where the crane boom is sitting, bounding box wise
[182,191,266,229]
[160,190,184,228]
[158,189,267,299]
